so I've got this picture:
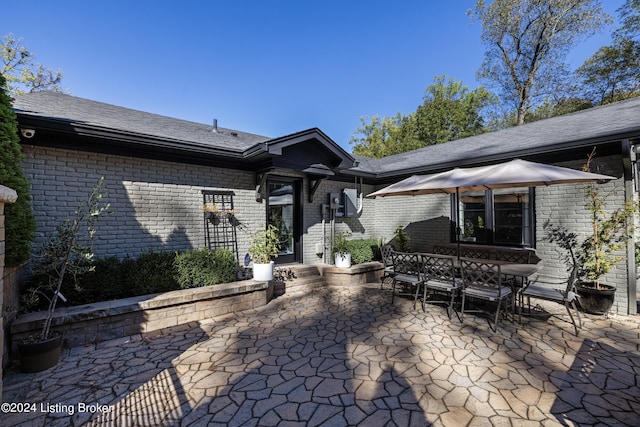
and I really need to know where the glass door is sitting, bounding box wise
[267,179,300,264]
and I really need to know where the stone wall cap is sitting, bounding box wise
[0,185,18,203]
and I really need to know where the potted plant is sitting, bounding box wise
[248,225,280,281]
[332,231,352,268]
[545,151,637,314]
[18,178,110,372]
[393,227,411,252]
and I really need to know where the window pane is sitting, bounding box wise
[460,191,487,243]
[268,184,294,255]
[493,188,531,245]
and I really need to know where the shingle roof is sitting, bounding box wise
[354,96,640,178]
[13,91,270,153]
[13,92,640,180]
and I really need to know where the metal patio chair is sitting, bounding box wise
[380,244,396,290]
[390,252,424,307]
[460,258,513,332]
[420,253,462,320]
[520,267,582,336]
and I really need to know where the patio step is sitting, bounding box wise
[273,264,326,296]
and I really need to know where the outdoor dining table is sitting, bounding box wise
[439,255,542,320]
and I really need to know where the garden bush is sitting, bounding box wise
[345,238,381,265]
[131,250,178,295]
[174,248,236,289]
[22,248,238,310]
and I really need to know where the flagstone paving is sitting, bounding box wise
[2,283,640,426]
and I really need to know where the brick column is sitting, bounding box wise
[0,185,18,400]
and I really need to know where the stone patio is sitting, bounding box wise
[2,283,639,426]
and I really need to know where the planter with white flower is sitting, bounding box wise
[332,232,352,268]
[248,225,281,281]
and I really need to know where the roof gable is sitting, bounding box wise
[12,92,354,171]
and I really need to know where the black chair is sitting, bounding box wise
[460,258,513,332]
[390,252,423,308]
[433,245,458,256]
[420,253,462,319]
[494,249,532,264]
[380,244,395,290]
[520,267,582,336]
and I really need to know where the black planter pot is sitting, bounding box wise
[18,334,63,373]
[576,282,616,315]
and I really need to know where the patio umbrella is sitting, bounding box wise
[367,159,616,256]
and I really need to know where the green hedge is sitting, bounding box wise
[22,248,237,311]
[174,248,236,289]
[345,238,381,265]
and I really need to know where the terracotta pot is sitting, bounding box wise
[576,282,616,315]
[18,334,63,373]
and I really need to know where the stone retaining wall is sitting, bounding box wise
[321,262,384,286]
[10,279,272,352]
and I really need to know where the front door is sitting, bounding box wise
[267,178,301,264]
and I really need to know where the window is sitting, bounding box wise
[456,187,533,247]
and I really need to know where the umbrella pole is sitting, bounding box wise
[456,187,461,261]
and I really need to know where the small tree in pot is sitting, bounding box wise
[545,151,637,314]
[19,177,110,372]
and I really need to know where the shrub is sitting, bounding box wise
[22,248,238,310]
[174,248,237,289]
[345,238,380,265]
[131,250,178,295]
[69,256,135,305]
[0,74,36,266]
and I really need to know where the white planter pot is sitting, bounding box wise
[335,253,351,268]
[253,261,274,281]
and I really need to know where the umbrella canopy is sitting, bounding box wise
[367,159,616,198]
[367,158,617,258]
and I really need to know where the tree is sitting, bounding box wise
[575,0,640,105]
[470,0,611,125]
[523,97,593,123]
[576,40,640,104]
[0,73,36,266]
[613,0,640,41]
[350,113,419,158]
[350,76,493,158]
[1,33,63,96]
[413,76,494,143]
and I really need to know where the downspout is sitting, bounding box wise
[356,177,364,215]
[321,203,329,264]
[621,139,637,315]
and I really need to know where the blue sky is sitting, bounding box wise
[2,1,624,151]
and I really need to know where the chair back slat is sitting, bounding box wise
[381,244,395,267]
[460,247,491,260]
[461,258,502,290]
[432,245,458,256]
[494,250,531,264]
[422,254,456,284]
[392,252,423,280]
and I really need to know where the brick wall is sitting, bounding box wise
[22,146,264,261]
[20,146,633,313]
[535,155,630,313]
